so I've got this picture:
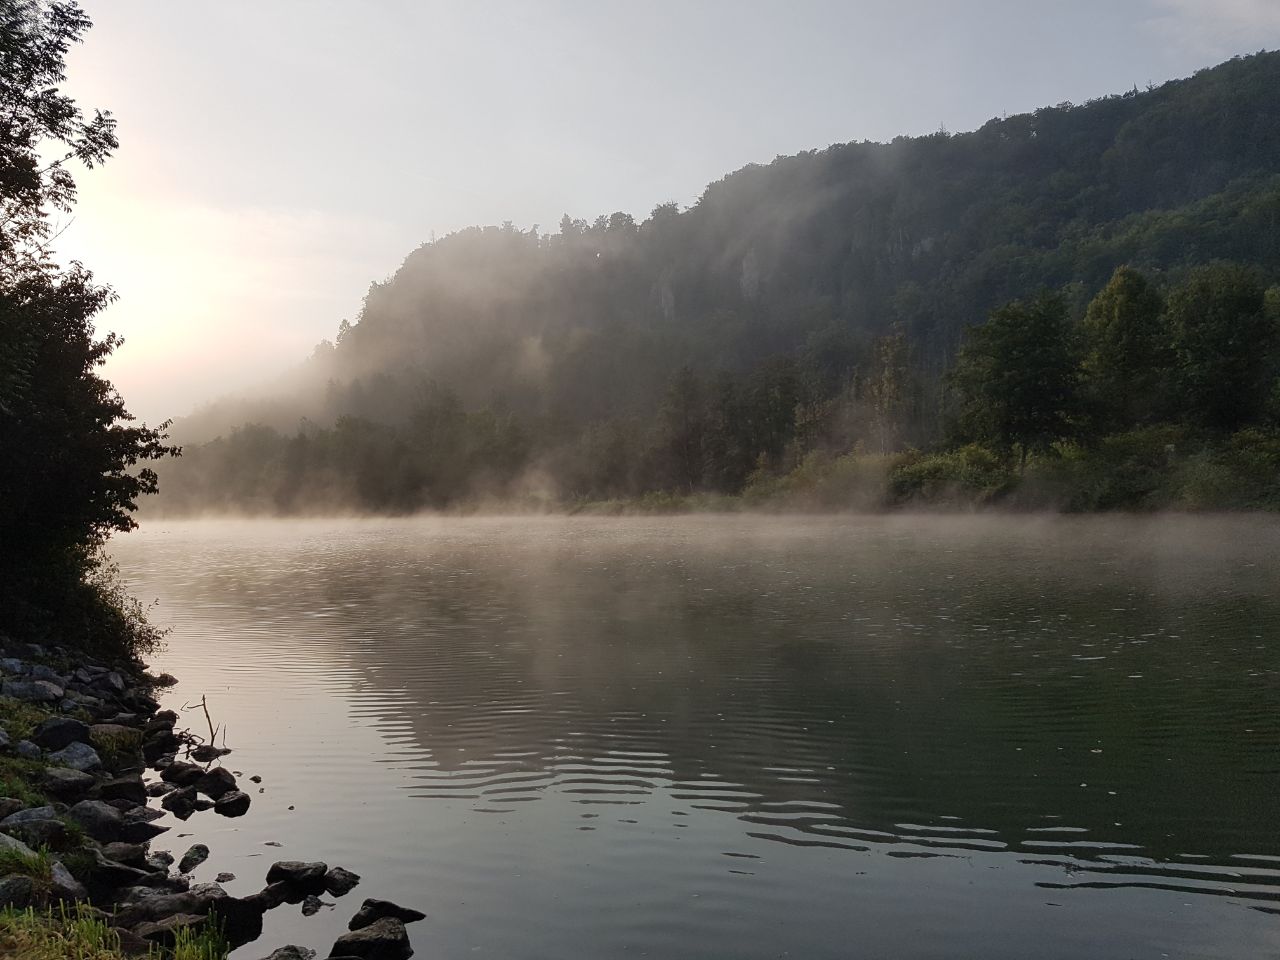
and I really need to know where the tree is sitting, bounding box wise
[951,292,1080,467]
[1166,263,1275,432]
[1081,266,1168,430]
[0,2,177,647]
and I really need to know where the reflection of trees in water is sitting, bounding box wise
[129,519,1280,896]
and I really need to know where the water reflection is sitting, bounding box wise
[112,515,1280,959]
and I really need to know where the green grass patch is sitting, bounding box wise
[0,845,54,900]
[0,696,52,742]
[0,904,229,959]
[0,756,50,809]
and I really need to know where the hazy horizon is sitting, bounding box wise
[52,0,1280,424]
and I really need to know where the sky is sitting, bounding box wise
[54,0,1280,424]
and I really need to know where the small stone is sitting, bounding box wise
[324,867,361,896]
[301,894,325,916]
[178,843,210,874]
[149,850,175,868]
[190,744,228,763]
[249,775,262,783]
[47,741,102,772]
[215,871,236,883]
[329,917,412,959]
[214,790,250,817]
[347,898,426,930]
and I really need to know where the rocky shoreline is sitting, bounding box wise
[0,639,423,959]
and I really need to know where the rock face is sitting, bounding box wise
[31,716,90,751]
[46,740,102,772]
[348,899,427,930]
[266,861,329,890]
[329,917,413,959]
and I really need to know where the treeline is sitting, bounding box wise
[157,51,1280,514]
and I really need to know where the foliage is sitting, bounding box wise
[888,446,1017,506]
[0,1,177,654]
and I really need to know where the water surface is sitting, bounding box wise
[110,515,1280,959]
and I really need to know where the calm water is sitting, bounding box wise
[109,515,1280,959]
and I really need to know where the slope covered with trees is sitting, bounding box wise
[160,52,1280,513]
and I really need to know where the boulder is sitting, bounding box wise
[195,766,237,799]
[211,894,268,948]
[146,780,176,797]
[215,790,251,817]
[120,818,169,843]
[29,664,65,684]
[148,850,175,869]
[329,917,413,959]
[112,890,215,927]
[133,913,209,947]
[160,785,198,819]
[102,842,147,869]
[1,679,63,702]
[98,776,147,805]
[1,804,59,827]
[14,740,40,760]
[68,799,124,841]
[0,874,34,908]
[4,818,66,846]
[215,871,236,882]
[49,859,88,902]
[160,761,203,787]
[178,843,210,874]
[348,899,426,930]
[324,867,361,896]
[266,861,328,890]
[88,847,155,886]
[31,716,89,751]
[47,741,102,772]
[43,766,96,799]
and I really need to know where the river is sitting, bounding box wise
[109,515,1280,959]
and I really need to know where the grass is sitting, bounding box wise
[0,755,49,808]
[0,846,53,900]
[0,905,228,959]
[0,697,52,742]
[89,728,142,771]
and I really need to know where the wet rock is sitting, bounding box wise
[103,842,148,869]
[154,709,179,724]
[215,871,236,883]
[178,843,210,874]
[69,799,124,841]
[348,899,426,930]
[160,760,203,787]
[15,740,41,760]
[324,867,361,896]
[47,741,102,772]
[143,731,180,764]
[148,850,175,870]
[31,716,90,751]
[247,881,298,910]
[145,780,175,798]
[133,913,209,947]
[191,744,229,763]
[189,881,229,901]
[42,766,96,798]
[0,874,34,908]
[5,818,66,846]
[329,917,413,959]
[301,894,326,916]
[98,776,147,805]
[215,790,251,817]
[266,861,328,890]
[1,679,63,702]
[260,947,316,960]
[161,785,198,819]
[195,766,237,799]
[249,775,263,784]
[211,894,267,947]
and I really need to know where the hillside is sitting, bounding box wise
[157,52,1280,514]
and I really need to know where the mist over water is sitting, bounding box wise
[110,515,1280,959]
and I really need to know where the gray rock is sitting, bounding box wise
[0,832,35,857]
[0,874,34,908]
[43,766,96,798]
[88,846,154,886]
[112,890,213,927]
[120,818,170,843]
[324,866,361,896]
[178,843,210,874]
[261,948,316,960]
[148,850,175,869]
[1,804,59,827]
[215,790,251,817]
[133,913,208,947]
[0,799,23,820]
[98,776,147,805]
[68,799,124,841]
[160,785,197,818]
[1,679,63,702]
[32,716,90,751]
[0,658,26,675]
[4,817,66,846]
[188,881,228,901]
[195,766,237,799]
[329,917,412,959]
[266,861,328,889]
[102,842,147,868]
[348,899,426,930]
[49,858,88,902]
[29,664,64,683]
[47,741,102,772]
[14,740,40,760]
[98,671,127,694]
[146,780,175,797]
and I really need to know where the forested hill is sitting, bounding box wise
[160,52,1280,513]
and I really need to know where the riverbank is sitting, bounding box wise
[0,638,424,959]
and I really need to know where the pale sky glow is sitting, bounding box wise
[52,0,1280,424]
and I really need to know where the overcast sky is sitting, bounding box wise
[56,0,1280,423]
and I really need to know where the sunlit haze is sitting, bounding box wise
[56,0,1280,424]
